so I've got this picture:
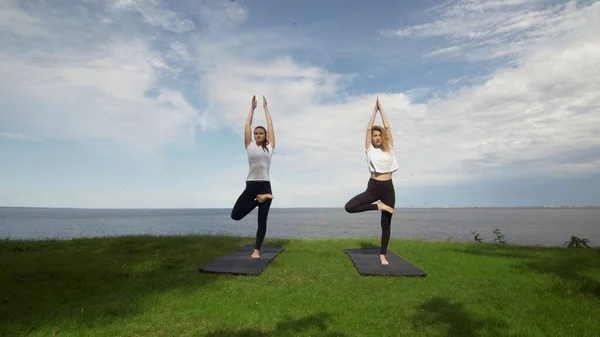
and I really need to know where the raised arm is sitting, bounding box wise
[376,97,394,148]
[365,99,378,150]
[245,95,257,148]
[263,96,275,149]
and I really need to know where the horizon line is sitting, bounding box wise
[2,205,599,210]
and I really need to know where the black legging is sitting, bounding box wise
[345,178,396,255]
[230,181,272,250]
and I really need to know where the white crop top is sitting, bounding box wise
[246,142,274,181]
[366,144,399,174]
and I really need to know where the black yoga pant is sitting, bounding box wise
[230,180,272,250]
[345,178,396,255]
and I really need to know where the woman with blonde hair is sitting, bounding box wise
[345,97,398,265]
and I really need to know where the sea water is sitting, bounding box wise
[1,207,598,247]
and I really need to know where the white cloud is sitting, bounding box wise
[168,41,190,60]
[0,0,244,157]
[424,45,462,58]
[0,0,47,36]
[110,0,195,33]
[368,1,600,183]
[197,0,247,34]
[108,0,247,35]
[0,133,39,141]
[382,0,596,62]
[446,77,466,85]
[238,1,600,189]
[1,0,599,208]
[0,35,204,154]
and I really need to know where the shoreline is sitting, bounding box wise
[1,233,596,249]
[3,208,598,248]
[2,206,600,210]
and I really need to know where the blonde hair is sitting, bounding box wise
[372,125,391,153]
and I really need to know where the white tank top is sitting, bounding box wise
[246,142,273,181]
[366,144,399,174]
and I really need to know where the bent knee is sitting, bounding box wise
[344,203,354,213]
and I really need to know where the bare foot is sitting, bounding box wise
[251,249,260,259]
[376,201,394,214]
[380,254,389,266]
[257,194,274,203]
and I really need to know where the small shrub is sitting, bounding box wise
[471,231,483,243]
[564,235,591,248]
[493,228,506,244]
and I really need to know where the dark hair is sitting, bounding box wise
[254,126,269,152]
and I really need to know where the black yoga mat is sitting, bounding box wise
[198,245,284,275]
[344,247,427,277]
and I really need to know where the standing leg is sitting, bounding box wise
[254,199,272,252]
[378,181,396,265]
[252,181,273,258]
[230,183,259,221]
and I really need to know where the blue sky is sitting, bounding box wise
[1,0,599,208]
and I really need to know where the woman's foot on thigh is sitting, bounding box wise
[376,200,394,214]
[257,194,274,203]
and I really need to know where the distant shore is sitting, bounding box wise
[3,207,598,247]
[2,205,600,210]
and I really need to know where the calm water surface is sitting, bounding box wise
[1,207,598,247]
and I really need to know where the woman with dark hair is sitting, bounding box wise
[345,97,397,265]
[230,95,275,259]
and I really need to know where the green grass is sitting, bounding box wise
[1,235,599,336]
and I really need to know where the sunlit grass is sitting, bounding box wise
[1,235,599,336]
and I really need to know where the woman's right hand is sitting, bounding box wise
[251,95,257,110]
